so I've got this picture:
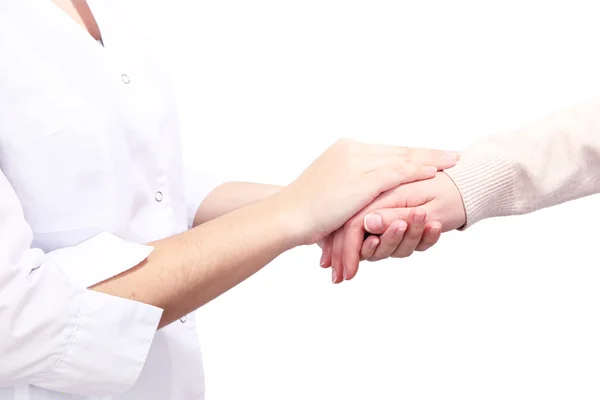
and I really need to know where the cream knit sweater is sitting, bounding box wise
[445,96,600,229]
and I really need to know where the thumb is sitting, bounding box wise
[363,208,413,234]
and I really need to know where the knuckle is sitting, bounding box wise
[331,248,341,259]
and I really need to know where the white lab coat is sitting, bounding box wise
[0,1,221,398]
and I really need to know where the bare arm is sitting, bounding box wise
[193,182,282,227]
[1,140,456,393]
[93,194,292,328]
[92,141,454,328]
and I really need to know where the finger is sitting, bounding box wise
[331,229,345,284]
[391,207,426,258]
[360,235,380,261]
[368,145,459,169]
[371,162,437,194]
[407,148,460,169]
[369,220,408,261]
[340,215,367,281]
[415,221,442,252]
[319,234,334,268]
[364,208,413,235]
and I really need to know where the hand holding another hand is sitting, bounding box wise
[277,139,459,247]
[320,172,466,283]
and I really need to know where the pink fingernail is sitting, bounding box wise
[394,226,406,236]
[332,268,337,283]
[364,213,383,231]
[342,267,348,280]
[369,241,378,249]
[413,209,426,224]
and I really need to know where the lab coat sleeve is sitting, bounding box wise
[183,165,228,228]
[0,169,163,396]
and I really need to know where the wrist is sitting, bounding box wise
[427,172,467,231]
[259,191,309,249]
[441,172,468,231]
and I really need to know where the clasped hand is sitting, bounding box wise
[278,139,466,284]
[320,172,466,283]
[309,144,467,284]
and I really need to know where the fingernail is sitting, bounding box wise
[430,226,441,235]
[369,240,378,249]
[413,209,426,224]
[394,221,407,236]
[445,151,460,163]
[332,268,337,283]
[364,213,383,231]
[343,267,348,280]
[319,253,326,267]
[427,166,438,175]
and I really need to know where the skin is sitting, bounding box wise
[321,172,466,282]
[50,3,460,332]
[90,139,458,328]
[198,183,446,271]
[193,182,282,227]
[52,0,102,41]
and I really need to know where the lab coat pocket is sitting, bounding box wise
[0,93,112,234]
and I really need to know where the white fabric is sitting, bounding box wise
[0,1,221,399]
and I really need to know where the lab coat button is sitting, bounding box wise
[154,191,163,202]
[121,74,131,84]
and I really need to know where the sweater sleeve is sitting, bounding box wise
[444,96,600,229]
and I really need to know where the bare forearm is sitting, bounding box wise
[193,182,283,226]
[92,194,295,328]
[90,139,454,328]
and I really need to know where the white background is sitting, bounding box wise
[141,1,600,399]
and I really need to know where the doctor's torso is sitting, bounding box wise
[0,1,206,399]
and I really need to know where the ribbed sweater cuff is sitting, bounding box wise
[444,150,517,229]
